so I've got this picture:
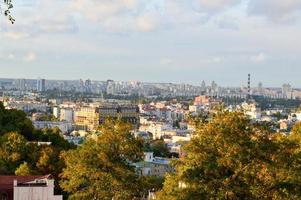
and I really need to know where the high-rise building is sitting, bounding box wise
[84,79,92,93]
[282,83,292,99]
[106,80,115,95]
[258,82,263,95]
[37,78,46,92]
[15,79,26,91]
[201,80,206,92]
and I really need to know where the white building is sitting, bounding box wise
[5,101,48,113]
[139,122,173,139]
[60,108,74,122]
[53,107,60,119]
[14,177,62,200]
[0,175,62,200]
[241,102,261,120]
[33,121,72,133]
[37,78,46,92]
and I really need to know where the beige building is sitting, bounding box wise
[99,104,139,128]
[74,106,99,131]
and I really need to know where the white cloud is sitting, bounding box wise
[211,57,223,63]
[8,53,15,60]
[136,15,157,32]
[194,0,242,12]
[0,52,16,60]
[215,15,239,30]
[24,52,37,62]
[4,32,30,40]
[251,53,266,63]
[160,58,173,65]
[248,0,301,23]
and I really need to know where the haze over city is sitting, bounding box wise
[1,0,301,86]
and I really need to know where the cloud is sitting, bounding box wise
[160,58,173,65]
[215,15,239,30]
[0,52,16,60]
[251,53,266,63]
[194,0,242,12]
[248,0,301,23]
[4,32,30,40]
[39,18,78,33]
[136,15,157,32]
[211,57,223,63]
[0,0,253,37]
[8,53,15,60]
[24,52,37,62]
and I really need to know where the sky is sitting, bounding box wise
[0,0,301,87]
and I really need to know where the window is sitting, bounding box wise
[0,192,8,200]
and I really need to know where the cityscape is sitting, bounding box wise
[0,77,300,100]
[1,0,301,200]
[1,75,301,199]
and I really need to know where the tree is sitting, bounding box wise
[36,146,64,177]
[0,132,28,174]
[1,0,15,24]
[139,176,164,198]
[15,162,31,176]
[290,122,301,142]
[33,127,74,150]
[157,111,301,200]
[149,139,170,157]
[60,119,145,200]
[0,103,34,140]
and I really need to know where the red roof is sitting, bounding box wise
[0,175,51,189]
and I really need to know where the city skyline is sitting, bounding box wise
[0,76,297,89]
[1,0,301,86]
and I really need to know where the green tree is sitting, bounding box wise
[149,139,170,157]
[157,112,301,200]
[32,127,74,150]
[60,119,144,200]
[0,132,28,174]
[0,102,34,140]
[139,176,164,197]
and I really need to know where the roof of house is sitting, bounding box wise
[0,175,51,190]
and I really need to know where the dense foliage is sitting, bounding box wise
[157,112,301,199]
[60,120,146,199]
[0,102,34,140]
[0,102,74,195]
[144,139,170,157]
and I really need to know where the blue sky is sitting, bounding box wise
[0,0,301,87]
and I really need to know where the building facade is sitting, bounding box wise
[37,79,46,92]
[74,106,99,131]
[0,175,62,200]
[99,104,139,128]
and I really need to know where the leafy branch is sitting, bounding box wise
[1,0,15,24]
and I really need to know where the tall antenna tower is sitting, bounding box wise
[247,73,251,101]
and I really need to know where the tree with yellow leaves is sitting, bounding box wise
[60,119,145,200]
[157,112,301,200]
